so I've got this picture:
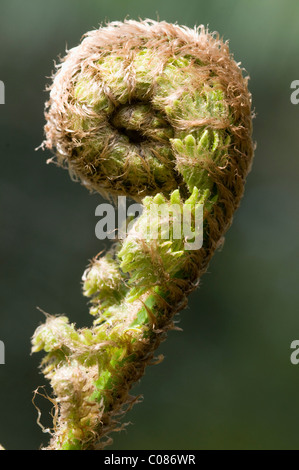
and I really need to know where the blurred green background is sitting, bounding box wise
[0,0,299,450]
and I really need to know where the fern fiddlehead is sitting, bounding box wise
[31,19,254,450]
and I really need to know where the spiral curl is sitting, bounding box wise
[32,19,254,450]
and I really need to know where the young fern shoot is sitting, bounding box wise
[31,19,254,450]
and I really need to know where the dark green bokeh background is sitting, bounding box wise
[0,0,299,450]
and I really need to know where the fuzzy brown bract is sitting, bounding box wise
[43,19,254,205]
